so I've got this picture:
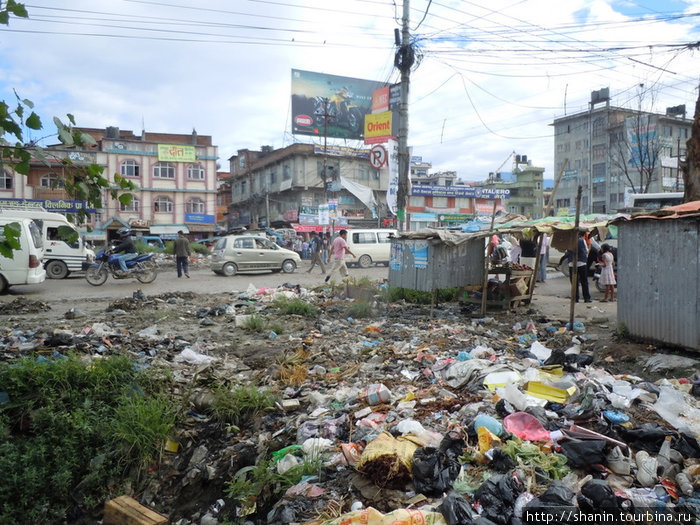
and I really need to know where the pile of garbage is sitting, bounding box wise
[1,283,699,525]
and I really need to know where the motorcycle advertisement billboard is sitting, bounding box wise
[291,69,387,141]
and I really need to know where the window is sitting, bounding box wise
[154,196,173,213]
[153,162,175,179]
[432,197,448,208]
[444,179,453,186]
[186,198,204,214]
[120,160,140,177]
[0,170,12,189]
[358,166,369,180]
[352,232,377,244]
[283,165,291,180]
[41,173,65,188]
[377,232,393,244]
[120,197,140,212]
[269,172,277,184]
[188,163,205,180]
[241,180,247,194]
[234,237,255,249]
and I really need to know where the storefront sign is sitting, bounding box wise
[439,213,472,222]
[411,185,510,199]
[185,213,215,224]
[0,198,94,213]
[157,144,196,162]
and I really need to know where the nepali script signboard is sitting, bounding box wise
[157,144,196,163]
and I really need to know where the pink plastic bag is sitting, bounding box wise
[503,412,551,442]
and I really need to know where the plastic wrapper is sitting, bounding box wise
[316,507,448,525]
[357,431,423,488]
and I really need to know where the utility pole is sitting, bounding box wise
[395,0,413,231]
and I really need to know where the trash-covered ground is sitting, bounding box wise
[1,282,699,525]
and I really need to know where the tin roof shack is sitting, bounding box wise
[388,229,537,309]
[388,229,486,293]
[615,201,700,352]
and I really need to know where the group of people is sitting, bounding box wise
[567,230,616,303]
[304,230,356,283]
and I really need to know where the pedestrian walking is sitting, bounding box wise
[566,230,591,303]
[321,232,330,264]
[325,230,355,283]
[537,233,549,282]
[307,232,326,274]
[173,230,191,278]
[598,243,616,302]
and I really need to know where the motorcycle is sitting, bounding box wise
[84,249,157,286]
[313,88,364,134]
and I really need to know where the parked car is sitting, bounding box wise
[210,235,300,276]
[0,217,47,293]
[344,228,397,268]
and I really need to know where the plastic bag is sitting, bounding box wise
[503,412,550,442]
[412,435,464,497]
[653,385,700,436]
[559,439,606,468]
[438,491,473,525]
[474,474,523,525]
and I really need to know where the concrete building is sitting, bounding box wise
[482,156,545,219]
[227,143,389,231]
[552,88,690,214]
[1,127,219,242]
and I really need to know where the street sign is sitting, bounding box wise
[369,145,387,169]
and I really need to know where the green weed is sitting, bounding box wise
[347,300,372,318]
[210,385,277,427]
[0,354,173,524]
[272,297,319,317]
[242,314,267,332]
[110,393,176,468]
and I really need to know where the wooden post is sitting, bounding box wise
[569,186,583,330]
[480,201,498,315]
[526,231,544,303]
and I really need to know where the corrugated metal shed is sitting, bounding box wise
[616,201,700,352]
[388,232,485,292]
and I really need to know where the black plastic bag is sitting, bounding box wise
[412,438,463,497]
[474,474,523,525]
[490,449,515,473]
[577,479,622,513]
[523,482,576,525]
[438,491,474,525]
[559,439,606,467]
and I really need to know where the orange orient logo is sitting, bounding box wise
[364,111,393,144]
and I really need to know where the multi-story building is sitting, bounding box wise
[227,143,389,231]
[552,88,690,214]
[482,157,545,219]
[0,127,219,242]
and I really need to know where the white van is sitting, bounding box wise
[0,217,46,293]
[0,208,94,279]
[344,229,397,268]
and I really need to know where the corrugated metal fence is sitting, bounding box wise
[388,238,485,292]
[617,216,699,352]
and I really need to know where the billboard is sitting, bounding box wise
[291,69,386,141]
[158,144,196,162]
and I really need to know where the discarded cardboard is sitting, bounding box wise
[103,495,168,525]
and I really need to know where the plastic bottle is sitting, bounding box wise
[473,413,503,437]
[657,435,672,476]
[676,472,694,497]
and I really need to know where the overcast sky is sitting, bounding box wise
[1,0,700,182]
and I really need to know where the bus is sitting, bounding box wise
[624,192,684,211]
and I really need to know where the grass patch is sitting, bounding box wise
[383,287,459,304]
[272,297,319,317]
[347,300,373,318]
[242,314,267,332]
[267,322,285,335]
[0,354,174,524]
[210,385,277,427]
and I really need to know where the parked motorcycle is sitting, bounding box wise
[84,249,157,286]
